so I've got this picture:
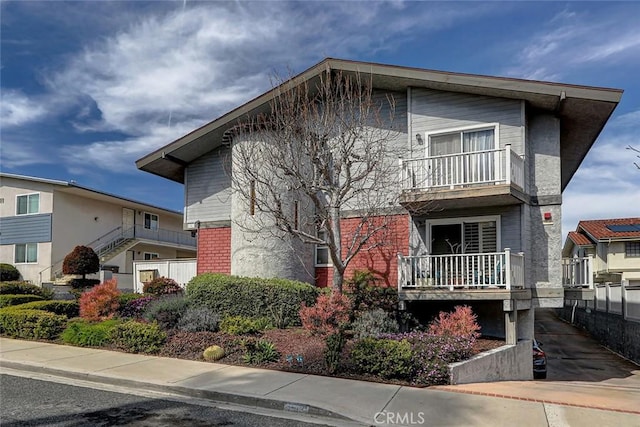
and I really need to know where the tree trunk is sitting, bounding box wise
[330,203,344,294]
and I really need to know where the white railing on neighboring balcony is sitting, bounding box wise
[562,256,594,288]
[398,249,525,291]
[400,144,524,191]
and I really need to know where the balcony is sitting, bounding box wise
[562,256,595,300]
[398,250,527,301]
[399,145,526,210]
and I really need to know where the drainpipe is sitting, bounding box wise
[571,300,578,324]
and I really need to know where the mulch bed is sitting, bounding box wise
[159,328,506,384]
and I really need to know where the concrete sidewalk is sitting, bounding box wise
[1,338,638,426]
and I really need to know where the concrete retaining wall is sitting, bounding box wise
[557,306,640,364]
[449,339,532,384]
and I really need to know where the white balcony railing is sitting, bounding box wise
[398,249,525,291]
[562,256,594,288]
[400,144,524,191]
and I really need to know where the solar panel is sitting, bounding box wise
[606,224,640,232]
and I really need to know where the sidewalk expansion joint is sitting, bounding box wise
[263,373,310,396]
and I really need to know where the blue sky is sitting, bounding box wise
[1,1,639,237]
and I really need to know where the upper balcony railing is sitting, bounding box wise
[398,249,525,292]
[400,144,524,191]
[562,256,594,289]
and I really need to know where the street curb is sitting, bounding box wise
[434,386,640,415]
[1,360,355,423]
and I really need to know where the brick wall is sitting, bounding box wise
[197,227,231,274]
[316,214,410,288]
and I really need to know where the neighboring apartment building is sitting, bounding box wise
[563,218,640,286]
[136,58,621,358]
[0,173,196,285]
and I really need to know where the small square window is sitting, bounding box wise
[16,194,39,215]
[15,243,37,263]
[625,242,640,257]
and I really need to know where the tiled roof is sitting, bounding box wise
[578,218,640,240]
[567,231,593,246]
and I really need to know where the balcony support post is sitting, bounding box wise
[505,144,512,186]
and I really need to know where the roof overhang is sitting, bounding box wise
[136,58,623,190]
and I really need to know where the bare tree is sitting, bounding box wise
[627,145,640,169]
[230,70,405,293]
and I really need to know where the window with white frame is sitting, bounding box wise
[428,126,496,156]
[144,252,159,260]
[144,212,159,230]
[16,193,40,215]
[15,243,37,263]
[315,230,332,266]
[626,242,640,257]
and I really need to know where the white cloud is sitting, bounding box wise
[0,90,47,127]
[0,139,57,168]
[505,9,640,81]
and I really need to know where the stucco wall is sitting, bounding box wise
[449,339,532,384]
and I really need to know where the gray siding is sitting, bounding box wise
[185,147,232,225]
[0,214,52,244]
[410,88,524,156]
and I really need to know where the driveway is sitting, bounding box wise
[437,308,640,414]
[534,308,638,383]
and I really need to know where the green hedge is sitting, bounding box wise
[0,294,45,308]
[186,273,319,328]
[0,309,67,340]
[62,319,121,347]
[0,264,20,281]
[14,300,79,318]
[110,321,167,354]
[0,282,53,299]
[350,338,414,380]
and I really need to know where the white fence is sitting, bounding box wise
[400,145,524,191]
[133,258,197,293]
[562,256,593,288]
[593,281,640,322]
[398,249,524,291]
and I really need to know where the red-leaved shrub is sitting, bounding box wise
[143,277,183,296]
[299,293,352,336]
[79,279,121,321]
[428,305,481,341]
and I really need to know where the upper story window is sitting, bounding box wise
[15,243,37,263]
[16,193,39,215]
[625,242,640,257]
[428,126,497,156]
[144,212,159,230]
[315,229,332,266]
[144,252,159,260]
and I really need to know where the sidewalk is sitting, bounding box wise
[1,337,638,426]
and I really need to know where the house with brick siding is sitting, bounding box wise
[137,59,621,378]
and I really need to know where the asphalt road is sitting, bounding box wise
[534,308,638,382]
[0,373,331,427]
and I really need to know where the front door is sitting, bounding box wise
[122,208,135,238]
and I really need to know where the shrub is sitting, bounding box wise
[79,279,121,321]
[119,296,154,319]
[62,319,121,347]
[242,338,280,364]
[324,332,345,374]
[0,281,53,299]
[203,345,225,361]
[69,279,101,289]
[351,308,399,339]
[0,309,67,340]
[219,315,271,335]
[345,270,398,317]
[428,305,481,341]
[143,277,183,296]
[142,294,189,330]
[176,306,220,332]
[63,245,99,278]
[0,263,21,281]
[14,300,79,318]
[187,273,318,328]
[110,320,167,354]
[382,332,475,385]
[0,294,45,308]
[350,338,413,380]
[299,293,351,336]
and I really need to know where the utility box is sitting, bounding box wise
[139,269,158,284]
